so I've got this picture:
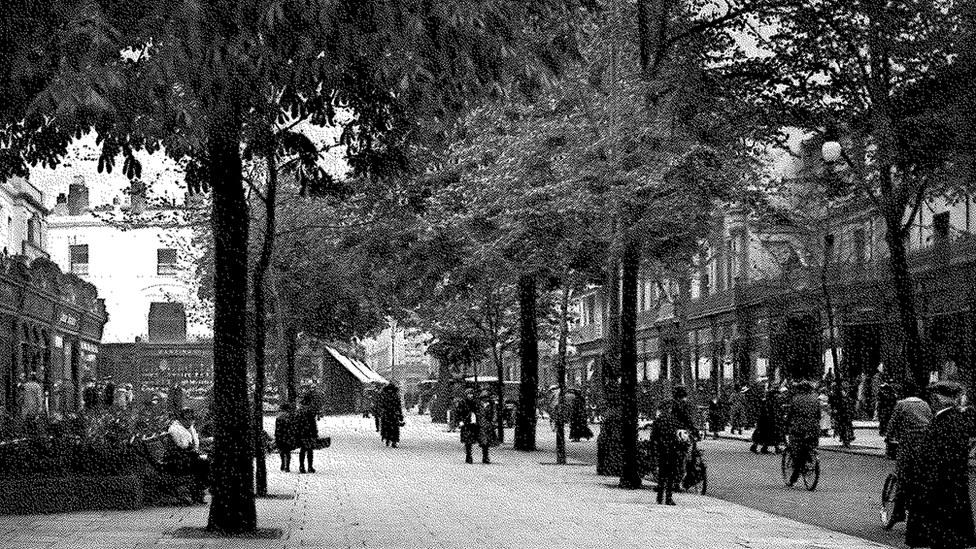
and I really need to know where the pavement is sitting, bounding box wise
[0,413,892,549]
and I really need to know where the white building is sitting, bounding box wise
[46,177,208,343]
[0,176,49,260]
[360,326,435,393]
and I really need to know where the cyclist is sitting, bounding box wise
[652,386,699,505]
[786,380,821,486]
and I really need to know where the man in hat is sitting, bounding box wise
[785,380,821,486]
[907,381,976,549]
[651,386,698,505]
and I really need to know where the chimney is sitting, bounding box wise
[53,193,69,216]
[129,180,147,215]
[67,176,89,216]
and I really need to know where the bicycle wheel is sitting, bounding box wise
[880,473,901,530]
[802,454,820,491]
[781,448,794,486]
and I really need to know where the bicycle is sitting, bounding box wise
[781,444,820,491]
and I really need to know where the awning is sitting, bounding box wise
[324,346,387,385]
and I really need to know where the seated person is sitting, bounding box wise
[158,408,210,504]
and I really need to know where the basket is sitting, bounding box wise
[311,436,331,450]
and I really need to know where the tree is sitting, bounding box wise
[717,0,972,394]
[4,0,584,533]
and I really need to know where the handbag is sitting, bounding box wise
[311,436,331,450]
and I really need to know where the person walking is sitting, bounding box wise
[885,387,933,526]
[458,388,497,464]
[274,402,298,472]
[651,386,697,505]
[730,386,749,435]
[568,388,594,442]
[906,381,975,549]
[707,397,725,439]
[876,381,898,437]
[751,389,781,454]
[785,381,821,486]
[379,384,404,448]
[296,398,318,474]
[372,385,384,433]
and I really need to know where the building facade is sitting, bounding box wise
[46,177,207,344]
[0,176,108,417]
[566,148,976,415]
[361,326,435,397]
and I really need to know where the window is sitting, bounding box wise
[638,281,646,312]
[157,248,178,276]
[933,212,950,242]
[69,244,89,275]
[726,239,736,287]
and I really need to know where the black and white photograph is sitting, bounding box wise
[0,0,973,547]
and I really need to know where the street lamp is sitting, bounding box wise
[821,141,843,163]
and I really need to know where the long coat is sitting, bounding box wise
[379,389,404,444]
[906,406,976,549]
[296,408,318,448]
[459,397,498,447]
[569,393,593,441]
[787,392,822,443]
[752,392,783,446]
[274,411,298,451]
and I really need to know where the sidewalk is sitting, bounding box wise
[0,414,891,549]
[712,424,887,458]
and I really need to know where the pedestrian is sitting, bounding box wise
[885,387,933,527]
[829,380,855,446]
[750,389,781,454]
[274,402,298,472]
[730,386,748,435]
[19,373,43,418]
[817,390,831,436]
[159,408,209,504]
[876,381,898,437]
[707,397,725,439]
[169,381,184,417]
[296,396,318,473]
[372,384,384,433]
[458,388,497,464]
[448,394,463,433]
[82,380,99,411]
[907,381,976,549]
[379,384,404,448]
[103,378,116,409]
[568,388,594,442]
[785,380,821,487]
[651,386,697,505]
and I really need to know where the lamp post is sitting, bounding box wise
[821,140,854,446]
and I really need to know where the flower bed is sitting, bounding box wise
[0,407,171,514]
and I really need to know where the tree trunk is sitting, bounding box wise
[555,282,572,465]
[883,209,927,394]
[251,150,278,498]
[514,274,538,451]
[285,324,298,404]
[618,239,641,488]
[205,96,257,534]
[597,261,623,476]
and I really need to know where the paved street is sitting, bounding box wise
[529,421,905,548]
[0,413,890,549]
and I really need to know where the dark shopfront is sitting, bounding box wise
[0,256,106,417]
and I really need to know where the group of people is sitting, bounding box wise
[273,396,322,473]
[884,381,976,549]
[743,382,850,454]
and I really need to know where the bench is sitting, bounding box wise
[130,435,205,505]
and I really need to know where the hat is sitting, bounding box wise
[928,381,963,398]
